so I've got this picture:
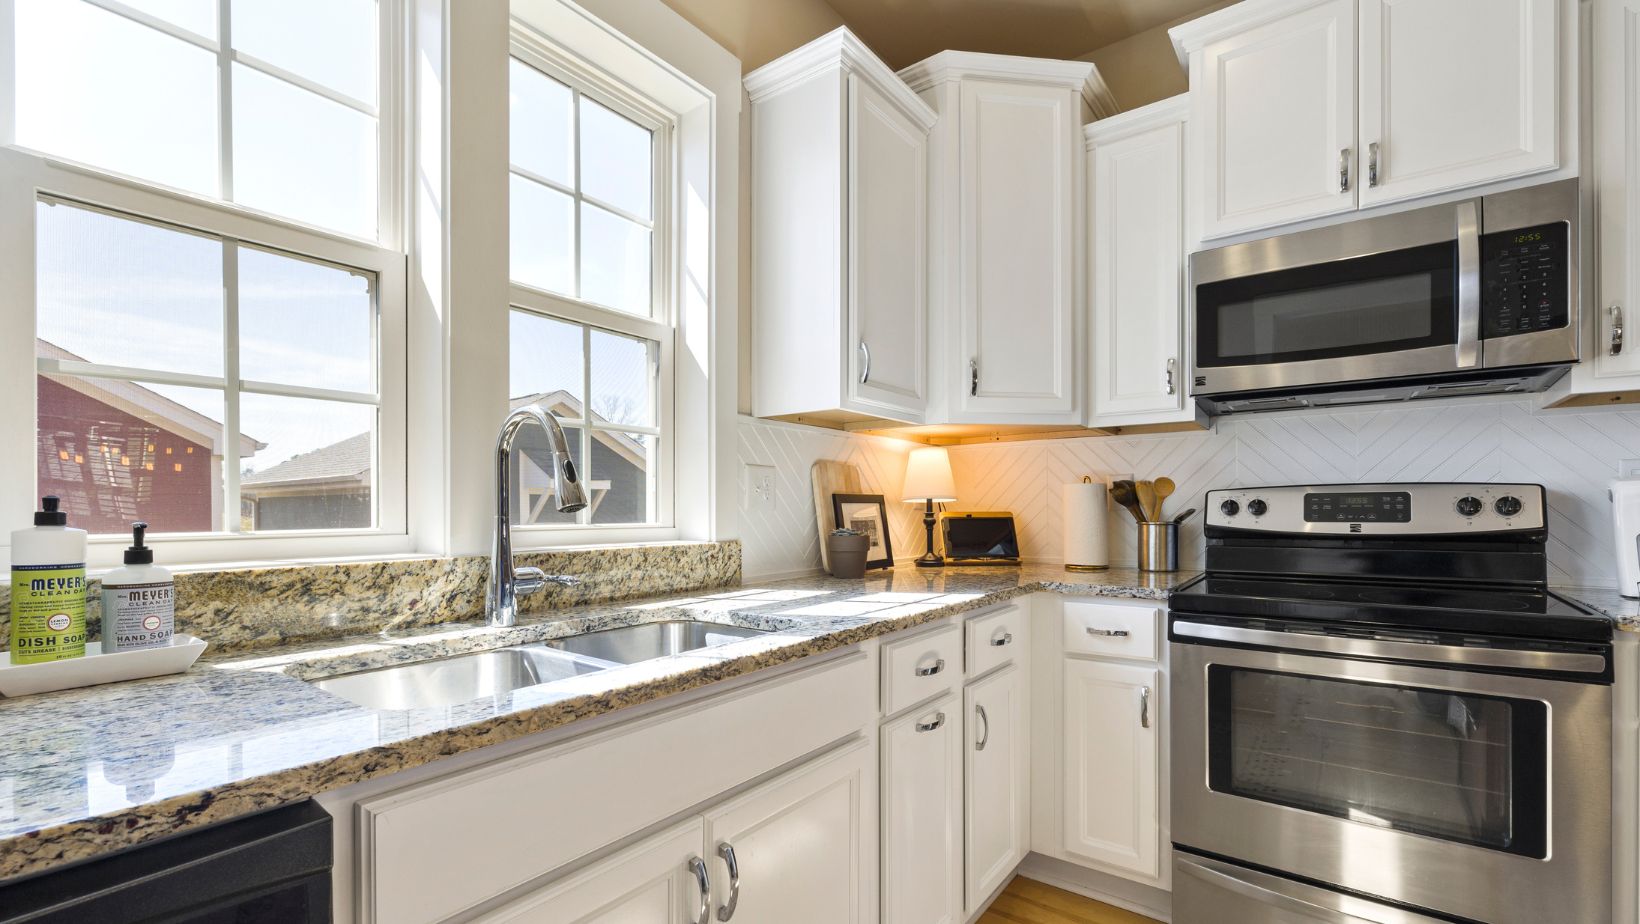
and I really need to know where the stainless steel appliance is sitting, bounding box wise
[1169,483,1612,924]
[1190,179,1580,414]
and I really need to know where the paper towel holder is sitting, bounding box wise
[1065,476,1110,573]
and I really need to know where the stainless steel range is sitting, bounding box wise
[1168,483,1612,924]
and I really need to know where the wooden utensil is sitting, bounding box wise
[1154,476,1176,516]
[1109,480,1145,524]
[1136,480,1159,522]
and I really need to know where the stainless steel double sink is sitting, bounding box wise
[312,620,770,710]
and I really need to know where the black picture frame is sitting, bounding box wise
[832,493,894,570]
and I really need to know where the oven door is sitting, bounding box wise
[1191,197,1480,397]
[1171,624,1611,924]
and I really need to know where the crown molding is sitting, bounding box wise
[1169,0,1345,70]
[744,27,936,130]
[1082,93,1188,146]
[898,50,1120,119]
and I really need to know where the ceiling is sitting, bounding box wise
[823,0,1220,70]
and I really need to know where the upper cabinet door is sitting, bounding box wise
[1594,0,1640,379]
[848,74,929,420]
[1357,0,1559,208]
[1194,0,1357,239]
[958,79,1079,420]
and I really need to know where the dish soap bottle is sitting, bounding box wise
[9,496,88,664]
[102,522,174,653]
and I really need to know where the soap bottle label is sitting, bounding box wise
[10,563,87,663]
[105,582,175,652]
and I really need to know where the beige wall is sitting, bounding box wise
[658,0,848,415]
[1081,1,1233,111]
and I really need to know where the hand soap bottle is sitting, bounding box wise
[9,496,88,664]
[102,522,174,652]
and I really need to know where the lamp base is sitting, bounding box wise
[915,498,943,568]
[915,553,945,568]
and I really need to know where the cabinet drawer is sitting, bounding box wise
[1062,600,1160,661]
[882,623,962,716]
[965,603,1026,678]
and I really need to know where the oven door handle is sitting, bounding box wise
[1177,855,1446,924]
[1455,199,1482,369]
[1172,620,1608,675]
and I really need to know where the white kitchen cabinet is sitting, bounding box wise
[1086,97,1204,429]
[1356,0,1558,207]
[474,821,707,924]
[703,737,873,924]
[964,663,1029,913]
[1062,659,1161,878]
[746,28,935,426]
[1181,0,1357,239]
[881,696,963,924]
[900,52,1118,425]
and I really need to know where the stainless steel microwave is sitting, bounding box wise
[1189,179,1579,414]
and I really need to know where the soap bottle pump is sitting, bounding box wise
[102,522,175,652]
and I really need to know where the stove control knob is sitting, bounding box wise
[1247,499,1268,517]
[1219,499,1240,517]
[1494,495,1523,518]
[1455,496,1484,518]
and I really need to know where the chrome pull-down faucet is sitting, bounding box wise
[486,404,589,627]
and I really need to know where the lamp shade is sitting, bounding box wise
[902,447,957,503]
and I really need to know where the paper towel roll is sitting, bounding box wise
[1063,478,1109,572]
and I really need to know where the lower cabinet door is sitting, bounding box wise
[702,738,872,924]
[474,820,708,924]
[965,663,1028,912]
[1063,659,1160,878]
[881,695,962,924]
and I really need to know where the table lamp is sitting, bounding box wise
[902,447,957,568]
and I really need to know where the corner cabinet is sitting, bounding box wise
[1174,0,1565,241]
[746,28,935,426]
[1086,96,1205,429]
[900,53,1118,426]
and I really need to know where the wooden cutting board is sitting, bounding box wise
[812,460,864,573]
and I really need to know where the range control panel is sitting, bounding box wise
[1207,483,1545,535]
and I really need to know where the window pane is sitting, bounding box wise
[232,63,377,239]
[36,201,225,378]
[509,59,574,187]
[579,97,652,220]
[238,395,374,530]
[590,329,655,428]
[511,424,583,526]
[580,203,651,316]
[510,175,575,293]
[589,432,653,524]
[510,311,584,412]
[239,246,375,394]
[38,375,225,535]
[15,0,218,196]
[231,0,377,105]
[124,0,216,37]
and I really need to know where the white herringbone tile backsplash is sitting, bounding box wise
[738,398,1640,586]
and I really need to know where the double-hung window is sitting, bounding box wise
[2,0,407,564]
[507,38,673,534]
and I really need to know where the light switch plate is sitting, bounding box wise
[745,464,777,513]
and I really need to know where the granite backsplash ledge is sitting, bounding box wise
[0,540,741,654]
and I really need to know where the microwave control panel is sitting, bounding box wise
[1481,221,1569,338]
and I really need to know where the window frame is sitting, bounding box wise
[507,30,678,543]
[0,0,412,569]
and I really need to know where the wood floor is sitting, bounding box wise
[978,876,1162,924]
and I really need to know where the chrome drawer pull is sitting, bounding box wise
[716,843,740,921]
[689,857,711,924]
[915,658,945,677]
[915,712,946,733]
[990,631,1013,647]
[1086,627,1130,638]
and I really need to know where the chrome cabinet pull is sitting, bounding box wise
[1612,305,1625,356]
[990,631,1013,647]
[1086,627,1129,638]
[1338,147,1350,193]
[1368,141,1380,187]
[915,657,946,677]
[1165,357,1177,396]
[858,340,871,384]
[969,358,978,396]
[1139,685,1151,729]
[716,843,740,921]
[689,857,712,924]
[975,704,990,751]
[915,712,946,733]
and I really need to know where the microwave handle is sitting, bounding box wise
[1455,200,1481,369]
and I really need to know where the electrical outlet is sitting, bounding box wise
[1622,459,1640,479]
[745,464,777,513]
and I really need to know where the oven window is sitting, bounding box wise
[1207,667,1547,858]
[1196,241,1456,367]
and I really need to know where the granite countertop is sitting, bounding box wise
[0,563,1192,882]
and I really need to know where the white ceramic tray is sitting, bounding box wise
[0,635,208,697]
